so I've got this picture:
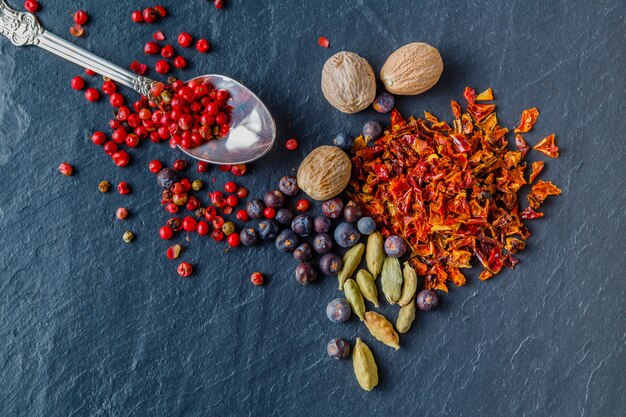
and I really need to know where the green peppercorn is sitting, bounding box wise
[191,180,203,191]
[222,221,235,236]
[98,180,111,193]
[161,90,172,104]
[122,231,134,243]
[172,192,188,206]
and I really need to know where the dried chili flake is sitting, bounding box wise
[527,180,561,209]
[349,87,562,293]
[318,36,330,48]
[533,134,559,158]
[529,161,545,184]
[514,108,539,133]
[520,206,544,220]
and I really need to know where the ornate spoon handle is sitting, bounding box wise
[0,0,156,96]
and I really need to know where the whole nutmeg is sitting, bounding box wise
[321,51,376,114]
[297,146,351,201]
[380,42,443,95]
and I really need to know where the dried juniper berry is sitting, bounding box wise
[291,214,313,237]
[275,229,299,252]
[278,175,299,196]
[313,233,333,254]
[246,199,266,219]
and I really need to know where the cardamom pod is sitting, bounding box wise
[353,338,378,391]
[364,311,400,350]
[344,279,365,321]
[396,296,416,334]
[397,263,418,306]
[338,243,364,290]
[356,269,379,308]
[381,256,402,304]
[366,232,384,279]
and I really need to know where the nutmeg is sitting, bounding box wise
[297,146,351,201]
[380,42,443,95]
[321,51,376,114]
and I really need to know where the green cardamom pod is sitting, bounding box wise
[356,269,379,308]
[397,263,418,306]
[364,311,400,350]
[353,338,378,391]
[366,232,384,279]
[381,256,402,304]
[338,243,364,290]
[396,296,416,334]
[344,279,365,321]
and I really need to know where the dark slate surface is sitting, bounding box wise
[0,0,624,416]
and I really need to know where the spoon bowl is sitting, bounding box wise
[178,75,276,165]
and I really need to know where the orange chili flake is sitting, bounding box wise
[529,161,545,184]
[475,88,493,101]
[349,87,561,293]
[528,180,561,209]
[318,36,330,48]
[533,134,559,158]
[514,108,539,133]
[520,206,544,220]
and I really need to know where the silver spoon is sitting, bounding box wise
[0,0,276,165]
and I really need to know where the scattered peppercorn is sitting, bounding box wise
[177,262,193,277]
[71,76,85,91]
[116,207,129,220]
[122,231,135,243]
[250,272,264,286]
[58,162,73,176]
[285,138,298,150]
[191,180,203,191]
[117,182,131,195]
[98,180,111,192]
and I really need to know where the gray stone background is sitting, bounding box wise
[0,0,624,416]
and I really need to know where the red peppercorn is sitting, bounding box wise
[155,60,170,74]
[154,5,167,17]
[109,93,124,108]
[116,106,131,121]
[263,207,276,219]
[172,159,187,171]
[85,68,96,76]
[116,207,129,220]
[236,187,249,198]
[250,272,264,286]
[144,41,160,55]
[85,88,100,102]
[167,218,183,232]
[73,10,88,25]
[197,221,209,236]
[131,10,143,23]
[230,164,246,176]
[103,141,117,155]
[125,134,139,148]
[148,160,162,173]
[226,195,238,207]
[91,131,106,146]
[101,80,116,95]
[166,244,181,260]
[152,31,165,41]
[24,0,39,13]
[112,150,130,167]
[295,199,310,212]
[160,225,174,240]
[58,162,73,176]
[197,161,209,172]
[117,181,131,195]
[182,216,197,232]
[173,56,187,69]
[177,32,193,48]
[204,206,217,221]
[211,229,224,241]
[213,0,225,9]
[112,127,127,143]
[222,206,233,215]
[219,165,232,172]
[227,233,241,247]
[143,7,158,24]
[171,182,185,194]
[224,181,237,193]
[186,196,200,211]
[177,262,193,277]
[236,209,249,221]
[161,44,175,59]
[71,76,85,91]
[215,112,228,125]
[165,202,179,214]
[212,216,224,229]
[285,138,298,150]
[195,39,210,53]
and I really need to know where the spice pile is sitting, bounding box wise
[350,87,561,290]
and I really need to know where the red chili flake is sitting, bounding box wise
[533,134,559,158]
[129,60,147,75]
[527,180,561,209]
[349,87,562,293]
[318,36,330,48]
[528,161,545,184]
[514,108,539,133]
[153,31,165,41]
[515,134,530,158]
[520,207,544,220]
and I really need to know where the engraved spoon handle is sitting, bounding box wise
[0,0,156,95]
